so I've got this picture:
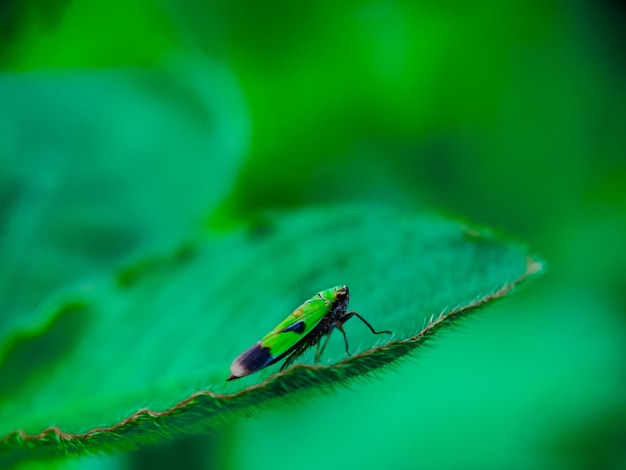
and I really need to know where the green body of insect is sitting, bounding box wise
[227,285,391,380]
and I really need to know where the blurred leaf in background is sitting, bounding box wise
[1,0,625,469]
[0,4,250,335]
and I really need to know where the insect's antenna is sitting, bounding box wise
[346,311,392,335]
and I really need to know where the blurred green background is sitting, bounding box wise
[1,0,625,469]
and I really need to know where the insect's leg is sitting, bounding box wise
[280,353,293,371]
[344,311,392,335]
[280,347,303,371]
[336,323,351,356]
[279,355,292,371]
[315,328,334,361]
[314,340,322,362]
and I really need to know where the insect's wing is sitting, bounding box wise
[228,295,332,380]
[258,296,332,358]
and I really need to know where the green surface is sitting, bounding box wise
[0,207,540,466]
[1,0,625,469]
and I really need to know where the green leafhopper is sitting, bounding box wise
[227,285,391,380]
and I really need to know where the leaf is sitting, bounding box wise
[0,206,543,466]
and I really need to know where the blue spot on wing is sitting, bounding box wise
[237,343,275,372]
[232,321,307,377]
[281,321,306,335]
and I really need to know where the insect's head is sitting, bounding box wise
[333,285,351,315]
[336,285,350,301]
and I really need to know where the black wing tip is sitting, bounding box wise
[227,374,240,381]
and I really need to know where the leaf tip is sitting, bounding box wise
[526,257,544,276]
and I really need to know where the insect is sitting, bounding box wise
[227,285,391,380]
